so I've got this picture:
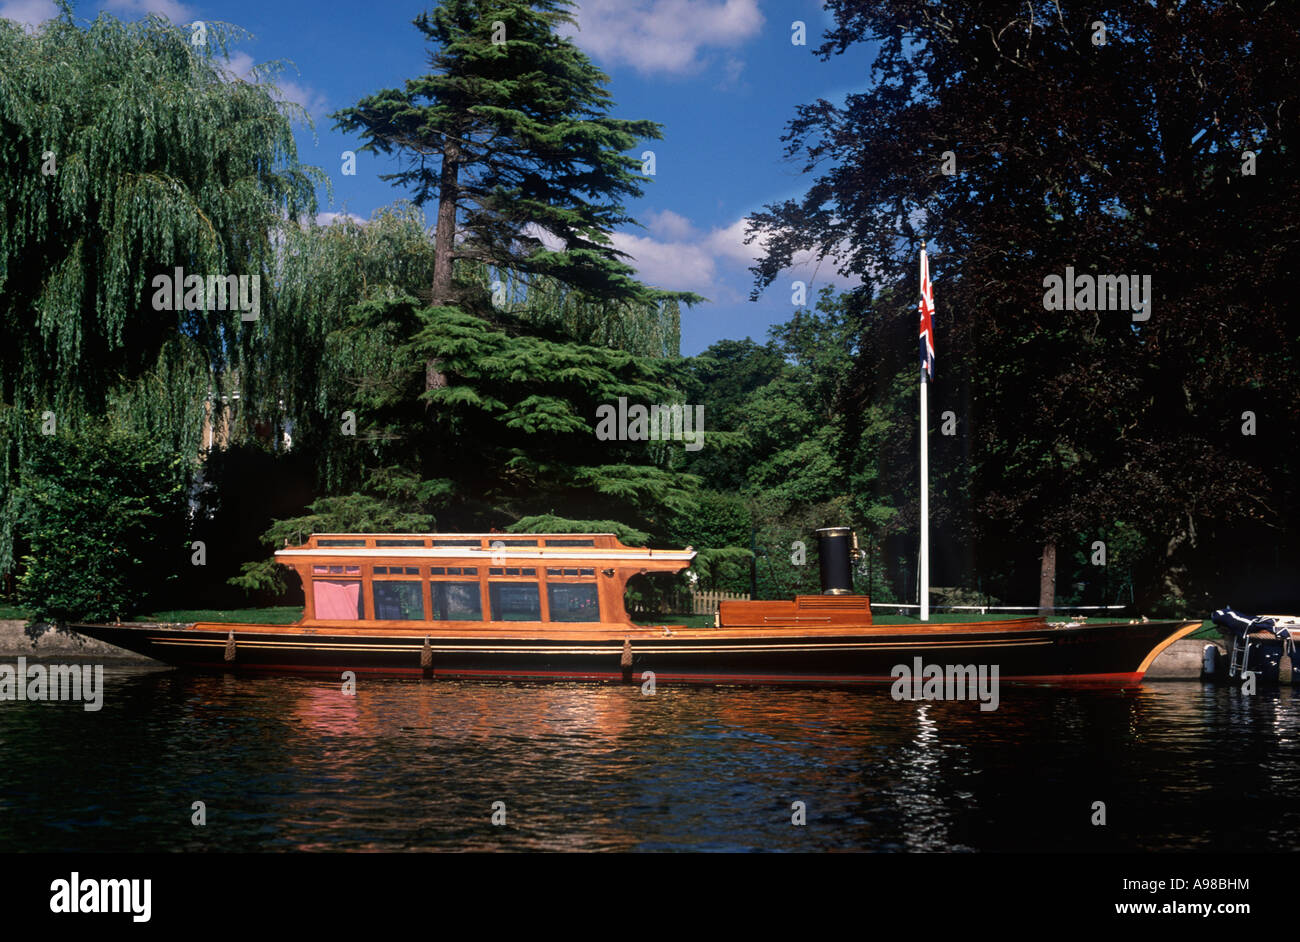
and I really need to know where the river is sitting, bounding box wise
[0,666,1293,852]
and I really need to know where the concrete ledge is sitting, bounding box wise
[1144,637,1224,679]
[0,620,155,661]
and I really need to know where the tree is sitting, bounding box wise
[333,0,695,395]
[676,288,913,600]
[0,9,319,577]
[747,1,1300,612]
[680,338,786,491]
[14,425,189,624]
[234,210,705,594]
[227,0,710,592]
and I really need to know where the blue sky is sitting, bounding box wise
[5,0,875,354]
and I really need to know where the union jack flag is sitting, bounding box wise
[918,248,935,382]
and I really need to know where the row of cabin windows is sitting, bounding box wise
[311,576,600,623]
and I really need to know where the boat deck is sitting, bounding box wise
[134,615,1088,642]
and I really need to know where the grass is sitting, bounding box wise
[871,612,1035,625]
[133,606,303,625]
[632,614,715,628]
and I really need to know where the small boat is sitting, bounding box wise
[73,528,1199,686]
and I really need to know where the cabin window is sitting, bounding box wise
[430,566,476,576]
[488,582,541,621]
[372,581,424,621]
[313,580,363,620]
[433,539,480,547]
[545,538,595,547]
[313,565,361,575]
[318,539,366,547]
[376,539,426,547]
[374,566,420,576]
[546,568,595,577]
[547,583,600,622]
[431,582,483,621]
[489,567,536,576]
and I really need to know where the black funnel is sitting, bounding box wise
[815,527,856,595]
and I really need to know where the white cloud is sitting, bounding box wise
[0,0,58,27]
[610,229,718,294]
[705,217,763,266]
[644,208,697,241]
[520,222,567,252]
[612,213,860,300]
[104,0,196,22]
[221,51,256,80]
[565,0,763,76]
[315,212,367,227]
[274,78,327,115]
[491,213,858,302]
[715,55,747,91]
[219,52,327,117]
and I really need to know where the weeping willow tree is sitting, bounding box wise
[264,204,438,494]
[0,8,320,578]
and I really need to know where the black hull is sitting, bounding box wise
[70,620,1198,687]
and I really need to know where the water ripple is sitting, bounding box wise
[0,668,1293,851]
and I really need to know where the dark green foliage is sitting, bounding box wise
[230,486,437,596]
[507,515,650,546]
[678,338,785,491]
[241,201,704,593]
[0,8,319,576]
[685,289,869,507]
[243,293,701,555]
[677,289,904,597]
[14,425,189,624]
[666,491,752,591]
[412,303,699,523]
[748,1,1300,610]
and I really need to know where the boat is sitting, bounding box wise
[71,527,1200,686]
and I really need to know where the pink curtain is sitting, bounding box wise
[313,580,361,620]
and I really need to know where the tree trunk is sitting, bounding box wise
[426,135,461,392]
[1038,540,1056,616]
[431,137,460,306]
[1162,517,1195,604]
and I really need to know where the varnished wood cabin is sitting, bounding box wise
[274,533,695,631]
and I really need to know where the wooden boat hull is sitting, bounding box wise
[70,619,1201,687]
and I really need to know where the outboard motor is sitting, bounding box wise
[814,526,858,595]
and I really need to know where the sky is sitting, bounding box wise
[2,0,876,354]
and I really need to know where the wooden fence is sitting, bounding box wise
[628,589,750,617]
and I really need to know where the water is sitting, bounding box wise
[0,665,1295,852]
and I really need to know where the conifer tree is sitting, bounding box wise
[332,1,689,352]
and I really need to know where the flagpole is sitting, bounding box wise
[920,350,929,622]
[919,245,930,623]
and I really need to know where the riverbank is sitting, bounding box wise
[0,620,155,661]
